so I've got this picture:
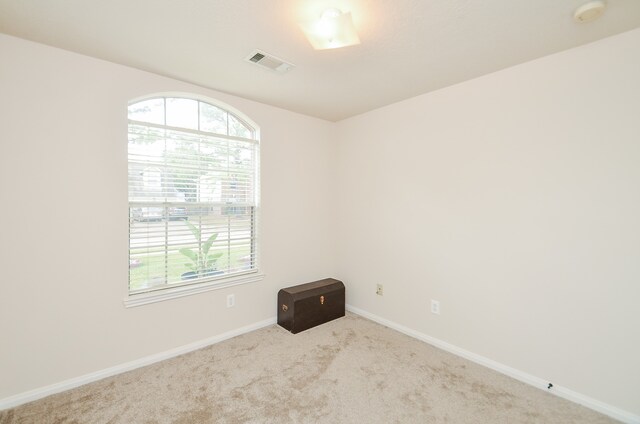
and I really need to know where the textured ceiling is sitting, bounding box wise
[1,0,639,121]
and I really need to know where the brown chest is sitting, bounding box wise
[277,278,345,334]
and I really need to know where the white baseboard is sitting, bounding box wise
[346,304,639,424]
[0,316,277,411]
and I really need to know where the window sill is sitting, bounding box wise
[123,272,265,308]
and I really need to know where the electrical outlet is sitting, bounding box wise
[376,284,383,296]
[431,299,440,315]
[227,294,235,308]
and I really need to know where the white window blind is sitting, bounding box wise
[128,97,259,295]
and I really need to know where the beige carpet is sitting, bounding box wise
[0,313,616,423]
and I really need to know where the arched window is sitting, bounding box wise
[127,95,260,304]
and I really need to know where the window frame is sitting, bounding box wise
[124,93,263,308]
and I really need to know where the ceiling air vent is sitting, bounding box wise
[245,49,295,74]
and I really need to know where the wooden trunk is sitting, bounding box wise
[277,278,345,334]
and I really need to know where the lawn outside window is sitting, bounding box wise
[125,94,262,307]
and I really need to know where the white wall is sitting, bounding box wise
[336,28,640,415]
[0,34,337,400]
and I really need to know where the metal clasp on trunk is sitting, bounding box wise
[320,295,325,305]
[282,304,288,312]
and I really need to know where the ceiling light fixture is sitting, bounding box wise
[299,8,360,50]
[574,1,606,23]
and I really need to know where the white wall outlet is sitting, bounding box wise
[431,299,440,315]
[376,284,384,296]
[227,294,235,308]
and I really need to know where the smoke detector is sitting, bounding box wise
[574,1,606,23]
[245,50,295,74]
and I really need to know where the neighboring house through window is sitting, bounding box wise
[126,95,261,306]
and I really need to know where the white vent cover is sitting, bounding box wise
[245,49,295,74]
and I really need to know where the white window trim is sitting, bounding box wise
[124,271,265,308]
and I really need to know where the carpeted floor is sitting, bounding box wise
[0,313,616,423]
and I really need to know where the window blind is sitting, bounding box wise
[128,97,259,294]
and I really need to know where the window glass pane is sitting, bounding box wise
[229,114,252,138]
[228,139,255,170]
[129,221,169,291]
[200,136,230,173]
[128,98,165,124]
[200,102,228,135]
[166,98,198,130]
[165,134,199,202]
[128,122,164,145]
[199,215,226,276]
[197,170,226,203]
[128,136,165,202]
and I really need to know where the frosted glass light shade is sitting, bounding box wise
[300,8,360,50]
